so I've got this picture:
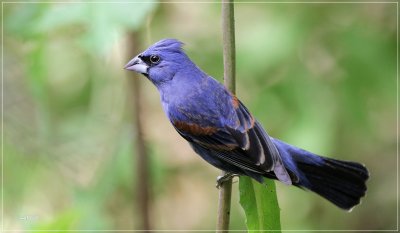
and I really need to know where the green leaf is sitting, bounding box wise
[239,176,281,233]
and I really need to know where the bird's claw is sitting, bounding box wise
[216,173,238,189]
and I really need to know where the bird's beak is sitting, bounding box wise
[124,56,149,75]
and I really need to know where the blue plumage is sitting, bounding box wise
[125,38,369,210]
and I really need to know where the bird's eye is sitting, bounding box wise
[150,55,160,64]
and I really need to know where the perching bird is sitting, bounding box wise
[125,38,369,210]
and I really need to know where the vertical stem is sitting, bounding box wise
[216,175,233,232]
[127,32,151,231]
[217,1,236,232]
[222,0,236,94]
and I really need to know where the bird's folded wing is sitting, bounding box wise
[171,99,292,184]
[176,128,267,174]
[232,100,292,184]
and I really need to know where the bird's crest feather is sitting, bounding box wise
[149,38,184,53]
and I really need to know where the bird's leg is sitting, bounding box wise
[216,173,239,189]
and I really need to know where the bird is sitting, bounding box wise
[124,38,369,211]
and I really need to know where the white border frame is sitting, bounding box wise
[1,1,398,232]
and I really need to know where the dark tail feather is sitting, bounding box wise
[298,156,369,210]
[293,152,369,210]
[273,139,369,210]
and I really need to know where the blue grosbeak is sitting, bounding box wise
[125,39,369,210]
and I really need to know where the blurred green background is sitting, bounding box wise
[2,2,397,231]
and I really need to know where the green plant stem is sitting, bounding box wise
[222,0,236,93]
[216,1,236,232]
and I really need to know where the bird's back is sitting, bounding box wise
[164,75,237,129]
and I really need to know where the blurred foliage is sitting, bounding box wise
[3,2,397,231]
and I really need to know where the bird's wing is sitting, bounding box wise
[229,98,292,184]
[173,121,268,176]
[171,96,292,185]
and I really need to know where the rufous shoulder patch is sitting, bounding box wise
[231,94,240,109]
[174,121,218,136]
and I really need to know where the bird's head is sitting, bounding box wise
[125,38,195,86]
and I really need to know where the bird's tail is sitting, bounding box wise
[273,139,369,210]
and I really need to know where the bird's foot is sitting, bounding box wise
[216,173,239,189]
